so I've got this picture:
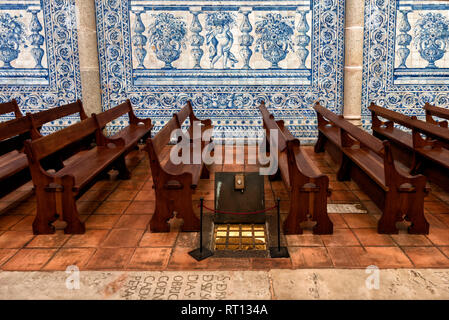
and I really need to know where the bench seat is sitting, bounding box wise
[54,146,124,192]
[0,150,28,180]
[111,123,152,149]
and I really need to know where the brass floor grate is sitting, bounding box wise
[214,224,267,251]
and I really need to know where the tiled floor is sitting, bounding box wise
[1,145,449,271]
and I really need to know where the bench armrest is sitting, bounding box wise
[129,111,153,128]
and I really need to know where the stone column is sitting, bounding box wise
[343,0,365,125]
[75,0,102,116]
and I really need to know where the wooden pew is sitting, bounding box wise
[259,101,333,234]
[92,99,153,160]
[24,118,131,234]
[174,100,213,146]
[424,103,449,128]
[370,103,449,190]
[26,100,94,170]
[0,99,27,154]
[0,115,33,198]
[144,107,212,232]
[315,102,429,234]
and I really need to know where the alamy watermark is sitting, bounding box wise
[365,265,380,290]
[65,265,80,290]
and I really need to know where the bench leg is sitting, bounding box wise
[61,176,85,234]
[283,191,305,235]
[33,188,57,235]
[200,164,210,179]
[150,196,173,232]
[115,156,131,180]
[407,180,429,235]
[377,192,399,234]
[176,192,200,232]
[337,154,351,181]
[312,181,333,235]
[314,131,326,153]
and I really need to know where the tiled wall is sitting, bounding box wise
[0,0,82,133]
[361,0,449,125]
[95,0,346,142]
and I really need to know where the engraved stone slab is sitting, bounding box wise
[0,271,271,300]
[270,269,449,300]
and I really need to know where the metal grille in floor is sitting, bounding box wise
[214,224,267,251]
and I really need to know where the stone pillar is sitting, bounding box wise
[75,0,102,116]
[343,0,365,125]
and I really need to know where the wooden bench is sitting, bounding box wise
[424,103,449,128]
[0,115,33,198]
[315,102,429,234]
[174,101,213,146]
[24,118,131,234]
[370,103,449,190]
[26,100,95,170]
[92,99,153,160]
[0,99,28,154]
[144,105,212,232]
[259,101,333,234]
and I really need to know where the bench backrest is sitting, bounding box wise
[28,100,87,129]
[370,103,449,144]
[315,102,385,156]
[148,116,180,161]
[259,101,288,152]
[0,99,22,119]
[424,103,449,126]
[0,116,32,142]
[94,100,132,129]
[26,117,98,162]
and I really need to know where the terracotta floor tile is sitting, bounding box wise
[207,257,252,270]
[90,180,120,191]
[426,213,449,229]
[125,201,155,214]
[79,189,111,202]
[116,180,145,190]
[77,201,101,215]
[286,234,324,247]
[328,213,349,229]
[43,248,96,270]
[139,232,178,247]
[434,191,449,202]
[166,247,209,270]
[321,229,360,247]
[9,216,34,231]
[342,214,378,228]
[360,201,382,215]
[330,191,359,202]
[107,190,138,201]
[425,202,449,214]
[64,230,109,248]
[353,228,396,247]
[439,247,449,258]
[329,181,350,191]
[26,232,71,248]
[0,249,18,266]
[328,246,412,268]
[115,215,152,229]
[0,231,34,248]
[402,247,449,268]
[87,248,134,269]
[127,247,171,270]
[250,257,292,270]
[2,249,56,271]
[134,190,156,201]
[427,227,449,246]
[101,229,144,247]
[94,201,130,215]
[0,215,25,230]
[289,247,332,268]
[85,215,121,229]
[433,213,449,228]
[390,234,433,246]
[5,201,36,215]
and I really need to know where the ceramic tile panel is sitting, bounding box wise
[0,0,82,134]
[95,0,345,142]
[361,0,449,126]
